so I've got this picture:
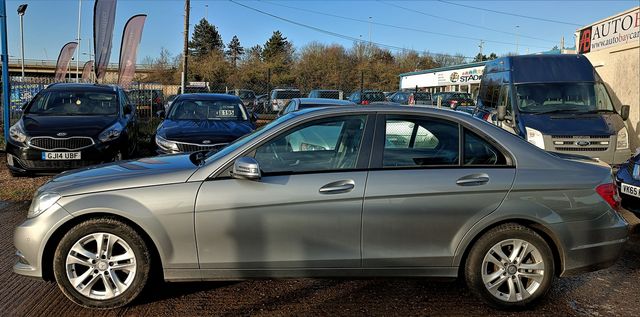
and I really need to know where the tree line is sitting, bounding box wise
[142,18,500,93]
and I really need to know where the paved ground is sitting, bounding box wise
[1,201,639,317]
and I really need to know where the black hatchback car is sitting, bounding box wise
[616,151,640,216]
[6,83,137,175]
[155,94,256,154]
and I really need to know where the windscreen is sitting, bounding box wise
[238,91,255,99]
[363,92,386,102]
[272,90,301,99]
[414,92,431,100]
[317,91,341,99]
[26,90,119,115]
[516,82,615,114]
[168,99,247,120]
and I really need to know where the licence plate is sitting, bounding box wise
[621,183,640,198]
[42,152,81,160]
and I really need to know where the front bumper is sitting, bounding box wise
[5,138,123,174]
[552,209,629,276]
[13,203,73,279]
[543,135,632,166]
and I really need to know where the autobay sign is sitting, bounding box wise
[578,7,640,54]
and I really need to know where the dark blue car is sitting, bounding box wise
[155,94,256,154]
[616,151,640,216]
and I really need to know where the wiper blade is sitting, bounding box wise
[577,109,615,114]
[532,108,581,115]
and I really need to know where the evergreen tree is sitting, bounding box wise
[262,31,292,63]
[226,35,245,68]
[189,18,224,58]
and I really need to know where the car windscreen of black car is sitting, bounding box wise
[168,100,247,120]
[273,91,301,99]
[414,93,431,100]
[363,92,386,102]
[26,90,119,115]
[317,91,340,99]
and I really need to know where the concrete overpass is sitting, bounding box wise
[2,58,153,82]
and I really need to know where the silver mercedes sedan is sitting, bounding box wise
[14,106,628,309]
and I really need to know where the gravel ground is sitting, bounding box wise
[0,154,51,201]
[1,153,640,316]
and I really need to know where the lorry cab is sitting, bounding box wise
[474,54,631,165]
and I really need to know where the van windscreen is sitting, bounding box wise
[515,83,615,114]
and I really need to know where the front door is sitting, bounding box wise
[195,114,372,269]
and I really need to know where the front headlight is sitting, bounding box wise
[155,135,179,152]
[98,122,124,142]
[617,127,629,150]
[28,192,61,218]
[525,127,545,149]
[9,121,27,143]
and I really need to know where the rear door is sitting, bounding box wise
[362,114,516,267]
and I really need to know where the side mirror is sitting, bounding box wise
[497,105,506,121]
[124,104,133,115]
[620,105,630,121]
[232,157,261,180]
[157,110,166,119]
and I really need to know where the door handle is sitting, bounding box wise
[456,174,490,186]
[319,180,355,194]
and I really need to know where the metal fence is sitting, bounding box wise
[0,75,383,148]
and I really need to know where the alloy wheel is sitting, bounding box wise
[481,238,545,302]
[65,232,137,300]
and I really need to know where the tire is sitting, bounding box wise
[53,218,151,309]
[465,223,555,310]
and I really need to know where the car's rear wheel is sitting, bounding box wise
[53,218,150,309]
[465,223,554,310]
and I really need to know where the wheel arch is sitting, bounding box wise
[455,218,565,278]
[41,212,164,282]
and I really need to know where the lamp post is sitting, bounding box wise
[17,4,27,80]
[76,0,81,82]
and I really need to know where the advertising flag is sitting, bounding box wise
[94,0,117,80]
[118,14,147,87]
[82,60,94,81]
[54,42,78,81]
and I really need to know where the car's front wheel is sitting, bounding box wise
[465,223,555,310]
[53,218,151,309]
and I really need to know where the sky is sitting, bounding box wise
[3,0,639,64]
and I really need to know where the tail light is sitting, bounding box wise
[482,113,491,121]
[155,97,161,104]
[449,100,458,107]
[596,183,621,210]
[408,95,415,105]
[361,100,370,105]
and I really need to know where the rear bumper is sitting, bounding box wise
[552,210,629,276]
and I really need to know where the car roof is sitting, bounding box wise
[175,93,241,102]
[295,98,355,106]
[46,83,120,92]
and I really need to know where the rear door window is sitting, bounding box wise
[383,116,459,167]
